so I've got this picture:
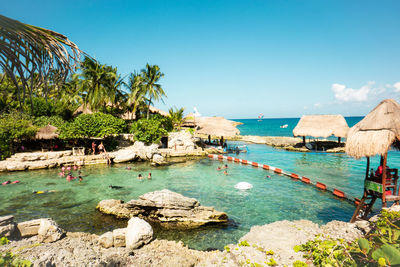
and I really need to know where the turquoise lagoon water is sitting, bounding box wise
[1,117,400,250]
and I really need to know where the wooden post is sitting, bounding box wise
[382,153,388,207]
[366,157,370,180]
[338,137,341,144]
[303,136,306,146]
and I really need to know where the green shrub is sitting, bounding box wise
[0,237,32,267]
[34,115,66,128]
[0,112,37,159]
[59,112,126,139]
[296,209,400,266]
[26,97,55,117]
[130,115,172,144]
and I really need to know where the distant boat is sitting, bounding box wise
[257,113,264,122]
[280,124,288,128]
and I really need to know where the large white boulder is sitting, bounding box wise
[125,217,153,249]
[37,219,65,243]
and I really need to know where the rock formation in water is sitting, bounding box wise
[96,189,228,229]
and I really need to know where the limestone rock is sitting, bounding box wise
[97,189,228,229]
[321,220,362,241]
[17,219,42,237]
[6,163,27,171]
[152,154,165,165]
[168,131,196,151]
[0,224,16,237]
[96,199,132,219]
[113,146,137,163]
[27,161,49,170]
[37,219,65,243]
[113,228,126,247]
[0,215,14,226]
[125,217,153,249]
[98,231,114,248]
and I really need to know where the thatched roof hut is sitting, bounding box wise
[73,104,93,116]
[345,99,400,159]
[293,115,349,138]
[182,112,197,128]
[149,106,169,117]
[35,124,59,139]
[196,117,240,137]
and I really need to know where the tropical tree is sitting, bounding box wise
[0,14,82,112]
[140,64,166,119]
[124,72,148,120]
[79,57,117,111]
[169,107,185,130]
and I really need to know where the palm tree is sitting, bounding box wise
[140,64,166,119]
[169,107,185,130]
[124,72,147,119]
[0,14,82,112]
[80,57,116,111]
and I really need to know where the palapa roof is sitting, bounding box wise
[345,99,400,159]
[196,117,240,137]
[35,124,59,139]
[293,114,349,138]
[149,106,169,117]
[73,104,93,116]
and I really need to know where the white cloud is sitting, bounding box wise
[393,82,400,92]
[331,81,375,102]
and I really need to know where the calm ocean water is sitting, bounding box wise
[0,116,399,250]
[233,116,364,137]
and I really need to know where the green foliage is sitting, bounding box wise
[34,115,65,128]
[292,260,308,267]
[0,112,37,159]
[238,240,250,247]
[59,112,126,139]
[266,258,277,266]
[130,115,172,144]
[250,262,263,267]
[186,128,195,135]
[0,237,32,267]
[224,245,230,252]
[26,97,55,117]
[296,209,400,266]
[168,106,185,129]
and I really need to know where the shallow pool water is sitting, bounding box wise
[1,144,399,250]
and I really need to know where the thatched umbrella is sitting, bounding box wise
[182,112,197,128]
[293,114,349,145]
[346,99,400,222]
[196,117,240,137]
[35,124,59,140]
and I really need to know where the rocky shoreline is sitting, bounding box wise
[3,189,396,266]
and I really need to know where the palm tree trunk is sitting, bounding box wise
[147,96,152,119]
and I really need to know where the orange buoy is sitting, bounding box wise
[241,160,248,164]
[290,173,299,179]
[252,162,258,167]
[262,165,270,170]
[333,189,345,198]
[227,156,233,161]
[234,158,240,163]
[274,168,282,174]
[208,154,214,158]
[315,182,327,190]
[218,155,223,159]
[301,177,311,184]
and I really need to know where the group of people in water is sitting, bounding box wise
[217,164,229,175]
[125,166,153,180]
[59,165,83,182]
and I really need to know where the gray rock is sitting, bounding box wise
[0,215,14,226]
[113,228,126,247]
[37,219,65,243]
[355,220,371,234]
[6,163,27,171]
[98,231,114,248]
[152,154,166,165]
[98,189,228,229]
[113,146,138,163]
[17,219,42,237]
[0,224,16,237]
[125,217,153,249]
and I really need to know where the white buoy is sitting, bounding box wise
[235,182,253,190]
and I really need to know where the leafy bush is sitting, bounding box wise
[25,97,55,117]
[0,112,37,159]
[296,209,400,266]
[34,115,66,128]
[0,236,32,267]
[59,112,126,139]
[130,115,172,144]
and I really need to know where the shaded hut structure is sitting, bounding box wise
[181,113,197,128]
[293,114,349,147]
[346,99,400,222]
[35,124,59,140]
[148,106,169,117]
[73,104,93,117]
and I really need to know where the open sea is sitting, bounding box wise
[1,116,399,250]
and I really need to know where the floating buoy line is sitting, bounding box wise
[208,154,361,206]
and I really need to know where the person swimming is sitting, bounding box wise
[109,185,123,189]
[126,166,132,170]
[137,174,143,180]
[148,172,152,180]
[223,170,228,175]
[33,190,56,194]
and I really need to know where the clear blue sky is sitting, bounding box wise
[3,0,400,119]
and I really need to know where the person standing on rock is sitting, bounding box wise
[91,141,96,155]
